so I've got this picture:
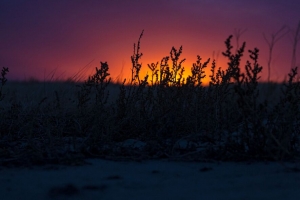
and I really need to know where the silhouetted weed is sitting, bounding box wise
[0,32,299,165]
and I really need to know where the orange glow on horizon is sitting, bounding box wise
[1,1,299,84]
[106,56,226,86]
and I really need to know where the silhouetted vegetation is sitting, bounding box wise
[0,32,299,166]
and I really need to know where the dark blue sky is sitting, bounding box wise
[0,0,299,82]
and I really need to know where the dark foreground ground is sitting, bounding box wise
[1,159,300,200]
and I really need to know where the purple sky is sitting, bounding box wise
[0,0,299,83]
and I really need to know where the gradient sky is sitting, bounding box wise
[1,0,299,83]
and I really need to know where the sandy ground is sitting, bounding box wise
[1,159,300,200]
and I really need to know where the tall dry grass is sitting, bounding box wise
[0,32,299,166]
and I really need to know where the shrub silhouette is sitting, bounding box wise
[0,32,299,166]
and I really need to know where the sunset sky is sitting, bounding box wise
[0,0,299,83]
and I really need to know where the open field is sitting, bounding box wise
[0,33,300,199]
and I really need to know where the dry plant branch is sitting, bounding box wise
[290,20,300,70]
[263,26,289,82]
[234,28,247,52]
